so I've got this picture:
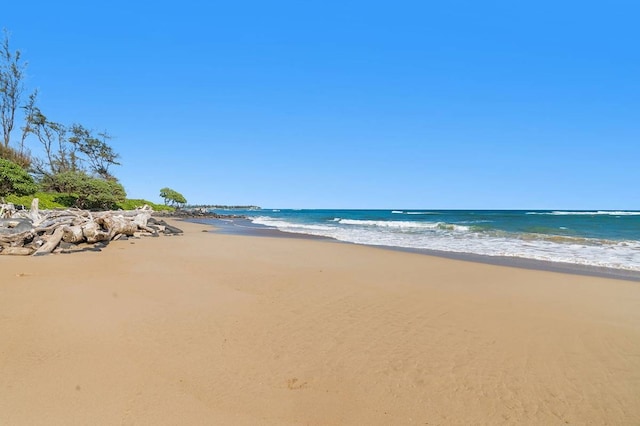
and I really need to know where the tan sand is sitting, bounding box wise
[1,219,639,425]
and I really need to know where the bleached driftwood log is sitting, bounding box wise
[0,202,16,218]
[0,200,182,256]
[97,215,138,239]
[2,246,34,255]
[0,229,34,246]
[28,198,42,225]
[132,211,155,234]
[81,221,111,244]
[62,225,84,244]
[33,227,65,256]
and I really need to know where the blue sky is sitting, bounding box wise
[3,1,639,208]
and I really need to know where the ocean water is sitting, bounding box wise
[208,209,640,272]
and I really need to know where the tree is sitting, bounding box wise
[22,102,67,178]
[19,89,37,156]
[1,29,123,200]
[160,187,187,207]
[0,30,30,168]
[68,124,120,180]
[0,30,26,149]
[0,158,37,196]
[24,108,121,181]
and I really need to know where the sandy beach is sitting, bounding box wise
[1,219,639,425]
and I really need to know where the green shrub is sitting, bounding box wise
[43,171,126,210]
[0,158,38,196]
[6,193,176,212]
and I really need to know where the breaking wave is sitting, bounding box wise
[251,216,640,271]
[527,211,640,216]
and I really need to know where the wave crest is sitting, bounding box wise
[527,211,640,216]
[337,219,470,232]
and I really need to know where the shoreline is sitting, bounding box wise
[2,218,639,424]
[187,217,640,282]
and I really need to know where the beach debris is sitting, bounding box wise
[0,199,183,256]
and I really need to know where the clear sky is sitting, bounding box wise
[3,1,639,209]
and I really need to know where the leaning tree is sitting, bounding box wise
[160,187,187,207]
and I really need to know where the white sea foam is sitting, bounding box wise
[253,217,334,232]
[527,211,640,216]
[338,219,439,228]
[336,219,470,232]
[390,211,434,215]
[250,216,640,271]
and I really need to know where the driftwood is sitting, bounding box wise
[2,246,34,255]
[62,225,84,244]
[97,215,138,238]
[33,227,65,256]
[0,200,182,256]
[0,229,34,246]
[81,221,111,244]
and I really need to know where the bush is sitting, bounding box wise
[43,171,126,210]
[0,158,38,196]
[7,193,176,212]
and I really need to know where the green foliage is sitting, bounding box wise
[43,171,126,210]
[2,33,120,183]
[117,198,174,212]
[159,187,187,207]
[6,193,176,212]
[68,124,119,179]
[2,30,130,206]
[4,192,67,209]
[0,158,37,196]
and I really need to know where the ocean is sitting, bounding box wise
[203,209,640,274]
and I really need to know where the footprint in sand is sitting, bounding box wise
[287,378,307,390]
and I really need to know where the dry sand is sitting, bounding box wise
[1,219,639,425]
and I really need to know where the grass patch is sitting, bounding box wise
[5,192,67,209]
[5,193,175,212]
[117,199,175,212]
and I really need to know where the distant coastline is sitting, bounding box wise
[185,205,261,210]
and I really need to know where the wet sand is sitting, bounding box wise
[1,219,639,425]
